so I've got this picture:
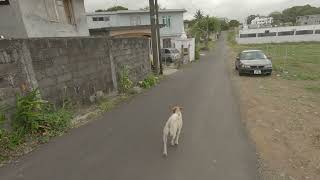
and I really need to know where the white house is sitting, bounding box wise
[86,9,188,48]
[0,0,89,38]
[297,14,320,26]
[251,17,273,25]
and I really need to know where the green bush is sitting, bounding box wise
[1,89,73,162]
[138,74,159,89]
[195,46,200,60]
[13,89,72,138]
[118,66,133,93]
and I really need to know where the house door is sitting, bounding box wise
[162,38,171,48]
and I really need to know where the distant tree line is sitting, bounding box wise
[95,6,128,12]
[246,4,320,25]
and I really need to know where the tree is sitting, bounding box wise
[269,11,282,26]
[267,4,320,26]
[194,9,204,20]
[140,4,165,10]
[246,15,257,24]
[282,4,320,25]
[228,20,240,28]
[95,6,128,12]
[191,15,221,47]
[220,20,229,31]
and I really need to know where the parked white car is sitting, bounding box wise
[160,48,181,63]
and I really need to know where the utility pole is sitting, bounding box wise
[149,0,160,74]
[155,0,163,74]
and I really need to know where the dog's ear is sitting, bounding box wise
[179,106,184,110]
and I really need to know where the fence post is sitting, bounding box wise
[284,46,288,73]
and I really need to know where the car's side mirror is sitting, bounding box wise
[236,57,240,61]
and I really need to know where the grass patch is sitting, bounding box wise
[138,74,159,89]
[118,66,133,93]
[98,95,129,112]
[227,31,320,81]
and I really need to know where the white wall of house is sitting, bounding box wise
[87,9,186,38]
[297,14,320,26]
[251,17,273,25]
[237,24,320,44]
[172,38,195,62]
[0,0,89,38]
[19,0,89,38]
[0,0,28,38]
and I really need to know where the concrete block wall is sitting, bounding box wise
[0,40,29,108]
[28,38,114,104]
[0,37,151,108]
[111,38,151,83]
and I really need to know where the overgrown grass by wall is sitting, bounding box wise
[0,89,73,162]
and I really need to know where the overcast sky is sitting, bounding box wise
[84,0,320,22]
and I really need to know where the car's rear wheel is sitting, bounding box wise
[239,71,243,76]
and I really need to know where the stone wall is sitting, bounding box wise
[0,37,151,108]
[111,38,151,83]
[0,40,27,109]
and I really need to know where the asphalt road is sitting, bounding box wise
[0,33,258,180]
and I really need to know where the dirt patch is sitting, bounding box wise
[227,47,320,180]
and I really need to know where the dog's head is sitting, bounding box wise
[171,106,183,113]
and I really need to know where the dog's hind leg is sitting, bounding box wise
[175,128,181,145]
[163,133,168,156]
[171,132,176,146]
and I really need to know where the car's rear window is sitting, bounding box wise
[240,51,267,60]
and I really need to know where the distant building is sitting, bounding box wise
[251,17,273,25]
[87,9,188,48]
[296,14,320,26]
[0,0,89,38]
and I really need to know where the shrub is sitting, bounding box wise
[138,74,159,89]
[1,89,73,162]
[195,46,200,60]
[13,89,72,139]
[118,66,133,93]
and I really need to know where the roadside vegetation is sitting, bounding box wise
[227,30,320,179]
[0,66,161,165]
[0,89,73,163]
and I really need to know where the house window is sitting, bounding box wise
[162,16,172,28]
[130,16,141,26]
[45,0,59,22]
[56,0,75,24]
[92,16,110,22]
[278,31,294,36]
[295,30,314,35]
[315,30,320,34]
[163,38,171,48]
[45,0,74,24]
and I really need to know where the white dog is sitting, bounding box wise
[163,106,183,156]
